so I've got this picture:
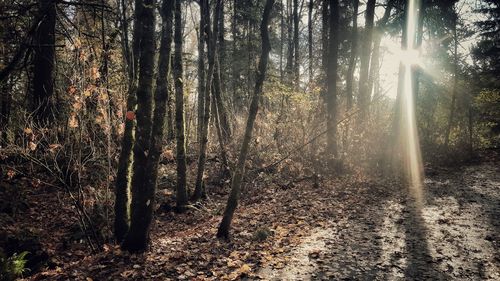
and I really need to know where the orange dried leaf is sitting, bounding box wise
[28,141,37,151]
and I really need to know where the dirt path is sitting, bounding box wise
[258,160,500,280]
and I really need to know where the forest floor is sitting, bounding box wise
[1,150,499,280]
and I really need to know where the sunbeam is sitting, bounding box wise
[400,0,425,206]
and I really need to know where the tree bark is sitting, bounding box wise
[114,0,143,243]
[445,17,459,148]
[217,0,274,240]
[326,0,339,159]
[285,0,293,84]
[121,0,157,253]
[32,0,56,123]
[342,0,359,152]
[173,0,188,211]
[308,0,313,85]
[368,0,394,101]
[357,0,375,122]
[345,0,359,112]
[293,0,299,88]
[193,0,219,201]
[213,58,231,139]
[197,0,208,143]
[218,0,226,93]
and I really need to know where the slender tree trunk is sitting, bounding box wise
[194,0,220,201]
[345,0,359,113]
[444,19,458,149]
[197,0,207,143]
[321,0,329,95]
[114,0,143,243]
[231,0,238,105]
[218,0,226,93]
[1,78,12,146]
[368,0,394,101]
[213,58,231,139]
[217,0,274,240]
[342,0,359,151]
[285,0,293,83]
[293,0,299,88]
[280,0,284,82]
[211,74,229,172]
[32,0,56,123]
[326,0,339,159]
[308,0,313,85]
[173,0,188,211]
[121,0,157,253]
[357,0,375,122]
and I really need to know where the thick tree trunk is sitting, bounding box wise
[114,0,143,243]
[121,0,157,253]
[357,0,375,122]
[217,0,274,240]
[173,0,188,211]
[326,0,339,159]
[32,0,56,123]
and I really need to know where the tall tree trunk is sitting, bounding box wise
[217,0,274,240]
[218,0,226,93]
[193,0,219,201]
[308,0,313,85]
[1,78,12,146]
[121,0,157,253]
[285,0,293,83]
[213,58,231,139]
[368,0,394,101]
[280,0,285,82]
[231,0,238,105]
[357,0,375,122]
[32,0,56,123]
[211,73,229,173]
[197,0,207,143]
[293,0,300,88]
[114,0,143,243]
[343,0,359,151]
[321,0,329,95]
[173,0,188,211]
[345,0,359,113]
[326,0,339,159]
[445,17,458,149]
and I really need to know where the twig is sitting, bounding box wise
[253,93,388,174]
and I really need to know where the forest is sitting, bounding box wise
[0,0,499,279]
